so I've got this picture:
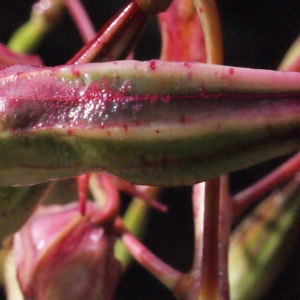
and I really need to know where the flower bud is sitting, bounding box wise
[12,202,121,300]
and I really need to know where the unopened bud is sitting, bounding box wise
[12,202,121,300]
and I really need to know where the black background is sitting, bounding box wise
[1,1,300,299]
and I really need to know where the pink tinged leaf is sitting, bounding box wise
[0,44,42,69]
[13,202,121,300]
[158,0,206,62]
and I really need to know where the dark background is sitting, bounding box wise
[1,0,300,299]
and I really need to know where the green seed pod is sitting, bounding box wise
[2,61,300,186]
[229,176,300,300]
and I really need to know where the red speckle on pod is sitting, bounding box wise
[67,129,73,135]
[216,124,221,130]
[155,129,160,134]
[149,60,157,70]
[124,124,128,132]
[229,68,234,75]
[180,115,186,123]
[199,7,204,12]
[71,67,80,77]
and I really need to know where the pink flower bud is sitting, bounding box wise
[13,202,121,300]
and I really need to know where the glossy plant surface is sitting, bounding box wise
[1,1,300,300]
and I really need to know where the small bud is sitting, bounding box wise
[12,202,121,300]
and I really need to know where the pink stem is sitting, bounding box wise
[76,174,90,215]
[107,174,167,212]
[199,179,220,299]
[190,178,221,300]
[233,152,300,218]
[89,173,120,226]
[191,182,205,273]
[63,0,96,43]
[114,217,182,290]
[218,175,233,299]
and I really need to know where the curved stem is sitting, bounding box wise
[114,187,156,270]
[109,176,167,212]
[192,0,223,64]
[89,173,120,226]
[114,217,182,290]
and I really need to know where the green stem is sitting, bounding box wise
[114,186,160,270]
[8,0,63,53]
[115,217,182,290]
